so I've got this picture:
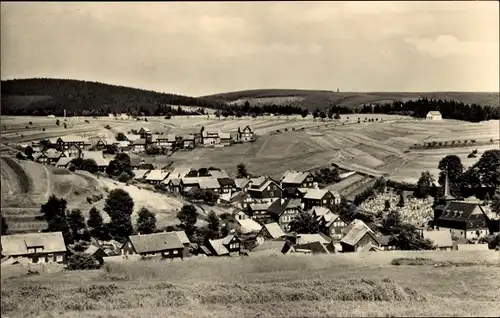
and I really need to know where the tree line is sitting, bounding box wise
[360,98,500,122]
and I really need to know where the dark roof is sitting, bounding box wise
[127,232,184,254]
[267,199,286,217]
[218,178,235,186]
[439,201,486,222]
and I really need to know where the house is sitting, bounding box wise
[132,139,147,152]
[281,171,315,189]
[199,177,222,194]
[422,230,453,251]
[38,149,67,165]
[231,191,253,209]
[236,218,263,234]
[55,157,73,169]
[302,189,341,211]
[218,177,235,201]
[121,232,185,259]
[173,231,191,258]
[426,111,442,121]
[180,177,201,193]
[248,202,273,223]
[116,141,131,152]
[0,232,67,264]
[84,245,108,265]
[182,135,196,149]
[239,125,255,142]
[138,127,153,140]
[317,210,349,242]
[95,138,118,150]
[247,177,283,203]
[133,169,151,180]
[144,170,169,184]
[124,134,141,142]
[256,222,287,244]
[340,219,380,253]
[66,144,82,158]
[435,201,490,240]
[282,234,335,255]
[56,135,86,151]
[207,235,242,256]
[234,211,250,221]
[230,132,240,143]
[219,132,232,147]
[155,134,176,148]
[81,151,110,172]
[234,178,252,192]
[201,130,220,146]
[268,198,302,232]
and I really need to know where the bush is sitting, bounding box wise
[118,172,132,183]
[67,253,101,270]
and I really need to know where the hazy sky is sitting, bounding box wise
[1,1,499,96]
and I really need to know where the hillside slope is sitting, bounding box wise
[203,89,500,111]
[1,78,226,116]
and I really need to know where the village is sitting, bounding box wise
[2,118,498,268]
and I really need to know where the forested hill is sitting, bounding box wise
[203,89,500,112]
[1,78,228,116]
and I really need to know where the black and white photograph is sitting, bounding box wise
[1,1,499,317]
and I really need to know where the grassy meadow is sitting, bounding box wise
[2,250,499,317]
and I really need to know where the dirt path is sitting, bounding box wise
[41,164,52,201]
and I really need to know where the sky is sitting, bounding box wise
[1,1,499,96]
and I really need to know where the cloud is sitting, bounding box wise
[405,35,498,59]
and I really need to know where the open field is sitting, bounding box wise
[2,115,499,187]
[2,250,499,317]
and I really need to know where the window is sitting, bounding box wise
[323,199,327,204]
[270,191,274,197]
[173,250,178,255]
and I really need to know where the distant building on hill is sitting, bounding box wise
[426,111,442,120]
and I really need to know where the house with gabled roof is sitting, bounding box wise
[132,169,151,181]
[55,157,73,169]
[182,134,196,149]
[340,219,380,253]
[239,125,255,142]
[435,201,490,239]
[426,111,442,120]
[1,232,67,264]
[145,170,170,184]
[282,233,335,255]
[219,132,232,147]
[247,177,282,203]
[81,151,110,172]
[422,230,452,251]
[156,134,176,148]
[207,235,242,256]
[302,189,341,211]
[312,208,349,242]
[281,170,316,190]
[201,130,220,147]
[121,232,185,259]
[268,198,302,232]
[95,138,118,150]
[56,135,87,151]
[234,178,252,192]
[37,148,67,165]
[249,240,286,256]
[236,218,263,234]
[138,127,153,139]
[198,177,221,193]
[256,222,287,244]
[132,139,147,152]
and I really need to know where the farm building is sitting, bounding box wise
[435,201,490,240]
[55,157,73,169]
[247,177,283,203]
[256,222,287,244]
[426,111,442,120]
[121,232,186,260]
[138,127,153,140]
[95,138,118,150]
[422,230,453,251]
[0,232,67,264]
[340,219,381,253]
[201,130,220,146]
[207,235,242,257]
[198,177,222,193]
[302,189,341,211]
[281,170,316,190]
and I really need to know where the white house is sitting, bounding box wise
[426,111,442,121]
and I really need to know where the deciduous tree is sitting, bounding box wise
[104,189,134,241]
[136,207,156,234]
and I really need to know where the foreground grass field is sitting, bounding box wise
[2,251,499,317]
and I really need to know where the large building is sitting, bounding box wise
[435,201,490,240]
[1,232,67,264]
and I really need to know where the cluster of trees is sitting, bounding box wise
[105,153,134,182]
[361,98,500,122]
[215,101,306,117]
[311,107,342,120]
[313,168,341,186]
